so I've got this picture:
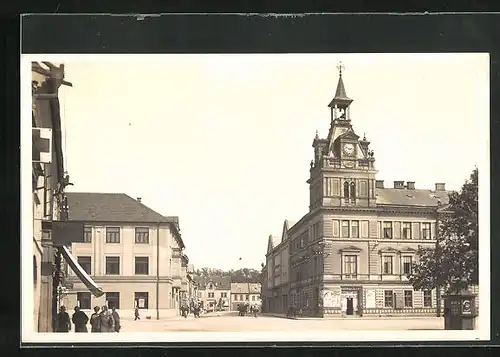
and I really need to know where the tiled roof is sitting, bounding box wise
[375,188,450,207]
[66,192,185,248]
[67,192,174,223]
[195,276,231,290]
[230,283,261,294]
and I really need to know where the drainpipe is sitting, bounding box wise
[156,222,160,320]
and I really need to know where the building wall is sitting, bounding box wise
[66,222,184,317]
[62,280,178,319]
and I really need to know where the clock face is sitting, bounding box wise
[343,143,355,156]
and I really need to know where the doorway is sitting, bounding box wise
[346,298,354,315]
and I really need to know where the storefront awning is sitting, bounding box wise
[60,246,104,297]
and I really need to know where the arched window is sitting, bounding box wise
[343,181,350,198]
[350,182,356,198]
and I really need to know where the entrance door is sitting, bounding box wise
[346,298,354,315]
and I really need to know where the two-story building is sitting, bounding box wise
[62,193,188,319]
[195,277,231,312]
[264,66,452,318]
[230,283,262,311]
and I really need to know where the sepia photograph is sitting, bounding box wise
[22,53,489,343]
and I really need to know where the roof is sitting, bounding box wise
[375,188,450,207]
[195,276,231,290]
[230,283,261,294]
[328,74,353,107]
[66,192,185,247]
[271,235,281,249]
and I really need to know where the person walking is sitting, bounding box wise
[56,306,71,332]
[99,305,114,333]
[90,306,101,332]
[110,304,121,333]
[134,306,140,321]
[71,306,89,332]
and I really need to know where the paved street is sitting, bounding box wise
[118,312,444,332]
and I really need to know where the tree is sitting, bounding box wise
[408,168,478,294]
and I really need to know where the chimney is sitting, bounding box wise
[435,183,446,191]
[137,197,142,203]
[394,181,405,189]
[375,180,384,189]
[406,181,415,190]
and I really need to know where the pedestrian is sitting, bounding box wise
[110,304,121,333]
[134,306,140,321]
[90,306,101,332]
[56,306,71,332]
[99,305,114,333]
[71,306,89,332]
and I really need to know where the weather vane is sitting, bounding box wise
[337,61,345,76]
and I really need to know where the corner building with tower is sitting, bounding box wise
[263,66,452,318]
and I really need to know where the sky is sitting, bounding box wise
[47,53,488,271]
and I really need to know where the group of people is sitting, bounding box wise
[237,302,260,317]
[55,304,121,333]
[180,299,201,318]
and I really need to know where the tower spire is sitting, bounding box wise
[328,62,353,120]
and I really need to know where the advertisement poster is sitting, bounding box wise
[365,289,376,308]
[138,298,145,308]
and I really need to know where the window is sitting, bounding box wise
[84,227,92,243]
[106,292,120,309]
[402,256,413,275]
[423,290,432,307]
[341,221,350,238]
[349,182,356,198]
[383,256,393,274]
[422,223,431,239]
[252,295,256,301]
[245,295,249,301]
[234,294,238,301]
[344,255,357,278]
[240,294,244,301]
[135,292,149,309]
[351,220,359,238]
[383,222,393,239]
[105,256,120,275]
[77,292,91,310]
[384,290,394,307]
[208,292,214,298]
[402,222,412,239]
[135,257,149,275]
[135,227,149,244]
[404,290,413,307]
[221,292,227,298]
[343,181,350,198]
[77,256,92,275]
[106,227,120,243]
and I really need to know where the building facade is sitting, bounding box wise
[230,283,262,311]
[195,277,231,312]
[263,67,452,317]
[32,62,75,332]
[62,193,189,319]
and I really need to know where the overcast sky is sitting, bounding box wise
[46,53,488,270]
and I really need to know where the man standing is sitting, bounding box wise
[99,305,114,333]
[110,304,121,333]
[71,306,89,332]
[56,306,71,332]
[90,306,101,332]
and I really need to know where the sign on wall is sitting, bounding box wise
[322,289,341,308]
[365,289,376,308]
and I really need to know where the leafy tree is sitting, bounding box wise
[408,168,478,294]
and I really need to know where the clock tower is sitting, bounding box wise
[308,63,377,210]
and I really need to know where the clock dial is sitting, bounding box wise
[343,143,355,156]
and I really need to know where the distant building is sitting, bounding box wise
[62,193,189,319]
[230,283,261,311]
[195,277,231,311]
[263,66,457,318]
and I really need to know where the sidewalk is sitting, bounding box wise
[261,313,442,321]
